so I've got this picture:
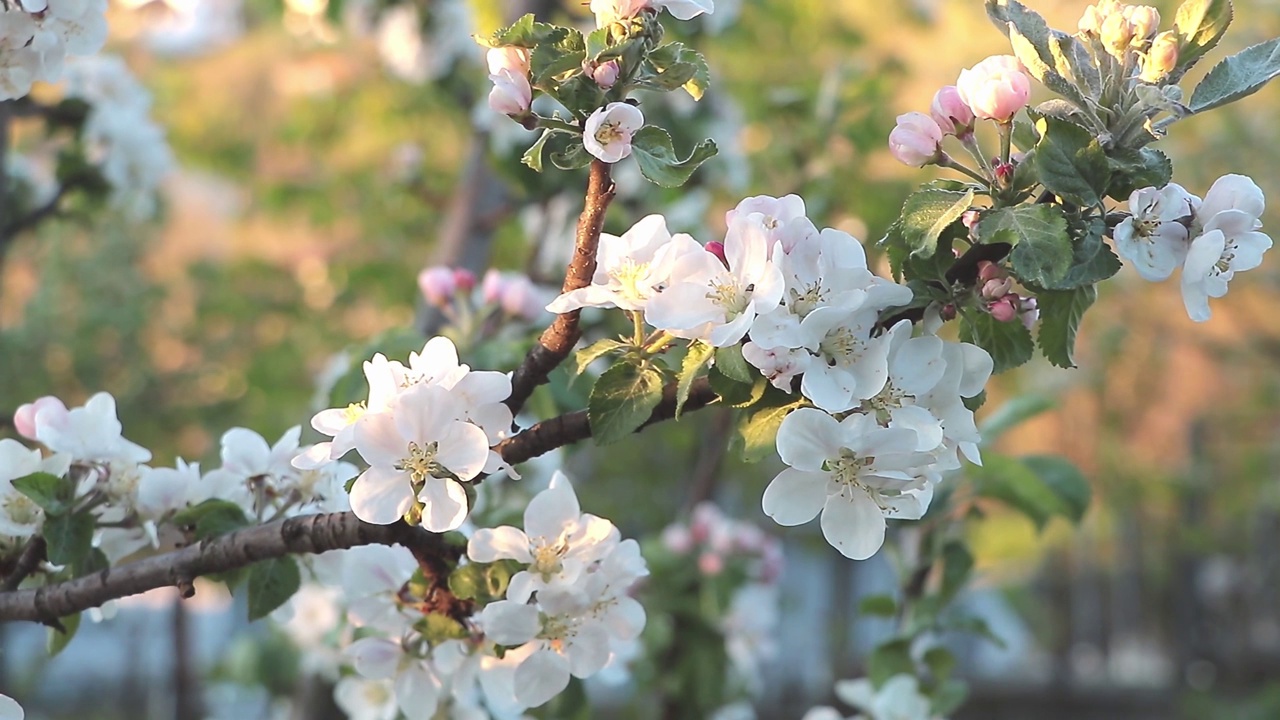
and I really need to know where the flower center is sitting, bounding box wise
[788,280,827,318]
[396,441,444,483]
[826,451,899,513]
[819,326,864,366]
[706,278,752,316]
[531,541,568,578]
[612,258,652,301]
[594,120,626,146]
[864,383,909,423]
[343,402,366,423]
[2,494,41,527]
[361,681,392,706]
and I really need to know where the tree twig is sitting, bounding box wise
[1,536,45,592]
[505,160,615,414]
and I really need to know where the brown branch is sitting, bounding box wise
[0,376,719,624]
[1,536,45,592]
[0,513,455,624]
[505,160,616,414]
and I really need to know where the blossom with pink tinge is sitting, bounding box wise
[418,266,457,308]
[12,396,67,440]
[955,55,1030,122]
[584,103,644,163]
[888,112,942,167]
[989,294,1020,322]
[930,85,974,137]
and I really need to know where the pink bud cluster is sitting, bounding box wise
[660,502,784,583]
[977,260,1038,330]
[418,265,549,324]
[486,47,533,117]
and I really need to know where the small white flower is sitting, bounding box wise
[1180,174,1271,322]
[583,103,644,164]
[32,392,151,464]
[1113,183,1198,281]
[334,677,399,720]
[0,439,69,538]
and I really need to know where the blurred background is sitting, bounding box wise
[4,0,1280,718]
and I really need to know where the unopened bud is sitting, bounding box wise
[930,85,975,137]
[888,112,943,167]
[482,268,505,305]
[1140,31,1179,84]
[994,160,1016,188]
[989,294,1020,322]
[941,303,958,322]
[1124,5,1161,45]
[705,241,729,267]
[982,277,1014,300]
[977,260,1005,283]
[13,396,66,440]
[453,268,476,292]
[591,59,621,88]
[418,266,457,308]
[698,552,724,576]
[1100,12,1135,57]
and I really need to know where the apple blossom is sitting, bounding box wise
[930,85,975,137]
[334,677,400,720]
[1178,175,1272,322]
[419,266,458,307]
[724,194,814,253]
[832,675,939,720]
[645,214,784,346]
[0,439,70,539]
[888,112,943,167]
[30,392,151,465]
[1125,5,1161,44]
[955,55,1030,122]
[1113,183,1198,281]
[583,103,644,164]
[546,214,698,313]
[12,396,65,440]
[763,409,938,560]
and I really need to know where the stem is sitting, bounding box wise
[631,310,646,346]
[998,120,1013,166]
[957,132,994,179]
[506,160,616,414]
[535,116,580,133]
[937,153,990,187]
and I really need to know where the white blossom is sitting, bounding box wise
[583,103,644,164]
[1181,174,1271,322]
[1113,183,1198,281]
[546,215,700,313]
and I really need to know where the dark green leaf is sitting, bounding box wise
[868,639,916,687]
[11,472,74,515]
[484,14,560,48]
[1008,25,1094,116]
[173,499,251,541]
[522,129,568,173]
[708,366,765,408]
[978,205,1072,287]
[959,312,1035,374]
[1106,147,1173,201]
[547,131,593,171]
[1174,0,1233,73]
[1022,455,1091,523]
[885,188,974,259]
[1036,284,1096,368]
[529,28,585,86]
[1033,117,1109,207]
[1038,218,1121,290]
[246,557,302,622]
[645,42,710,100]
[970,455,1070,531]
[1189,37,1280,114]
[44,511,94,569]
[939,541,974,604]
[979,394,1055,442]
[676,341,715,417]
[630,126,718,188]
[588,362,666,445]
[858,594,898,618]
[923,646,957,681]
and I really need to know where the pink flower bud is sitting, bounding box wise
[1124,6,1160,44]
[1140,31,1179,84]
[589,59,621,89]
[940,303,958,322]
[981,277,1014,300]
[662,524,694,554]
[705,240,729,267]
[482,268,505,305]
[1019,296,1040,331]
[500,274,543,320]
[418,266,457,308]
[1100,12,1134,56]
[989,294,1019,322]
[976,260,1004,283]
[994,160,1016,188]
[697,552,724,576]
[453,268,476,292]
[488,69,532,117]
[13,396,66,440]
[690,502,720,543]
[955,55,1031,123]
[888,112,943,168]
[962,209,982,231]
[930,85,975,137]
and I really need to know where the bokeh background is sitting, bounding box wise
[4,0,1280,718]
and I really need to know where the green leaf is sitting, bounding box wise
[868,639,916,687]
[573,338,628,377]
[1174,0,1233,73]
[1040,217,1120,290]
[1007,24,1095,117]
[546,131,593,171]
[959,312,1034,374]
[246,557,302,622]
[173,499,251,541]
[1106,147,1173,201]
[713,345,754,383]
[44,511,94,569]
[708,366,765,408]
[970,454,1072,531]
[522,129,566,173]
[858,594,898,618]
[645,42,710,100]
[885,188,974,259]
[1051,32,1101,99]
[676,341,715,417]
[939,541,974,604]
[1022,455,1091,523]
[529,28,585,86]
[1033,117,1109,207]
[588,362,666,445]
[737,400,803,463]
[1036,284,1096,368]
[585,27,610,59]
[448,563,486,601]
[979,394,1055,443]
[630,126,718,188]
[933,679,970,716]
[483,14,560,48]
[977,205,1072,288]
[11,472,75,514]
[947,615,1007,648]
[1189,37,1280,114]
[47,612,81,658]
[923,646,957,681]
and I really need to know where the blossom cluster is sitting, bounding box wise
[1114,175,1272,322]
[0,0,108,101]
[2,393,354,563]
[60,55,175,218]
[418,265,551,326]
[546,196,992,560]
[298,336,514,532]
[273,474,648,716]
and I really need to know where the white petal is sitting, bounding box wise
[524,478,581,541]
[478,601,541,645]
[0,695,21,720]
[418,477,469,532]
[395,662,442,720]
[566,623,611,678]
[775,407,842,471]
[345,637,402,680]
[762,468,829,526]
[469,526,533,564]
[513,649,572,708]
[820,493,887,560]
[349,466,414,525]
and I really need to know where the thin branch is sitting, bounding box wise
[505,160,616,414]
[1,536,45,592]
[0,178,81,242]
[0,513,455,624]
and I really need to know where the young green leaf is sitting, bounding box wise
[867,639,916,687]
[1174,0,1234,73]
[573,338,629,377]
[713,344,754,384]
[737,399,804,463]
[959,311,1035,374]
[529,28,586,86]
[1188,37,1280,114]
[1036,284,1096,368]
[630,126,718,188]
[44,511,95,569]
[978,205,1073,287]
[885,188,974,259]
[47,612,82,658]
[11,472,75,515]
[676,341,715,417]
[246,557,302,622]
[588,362,667,444]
